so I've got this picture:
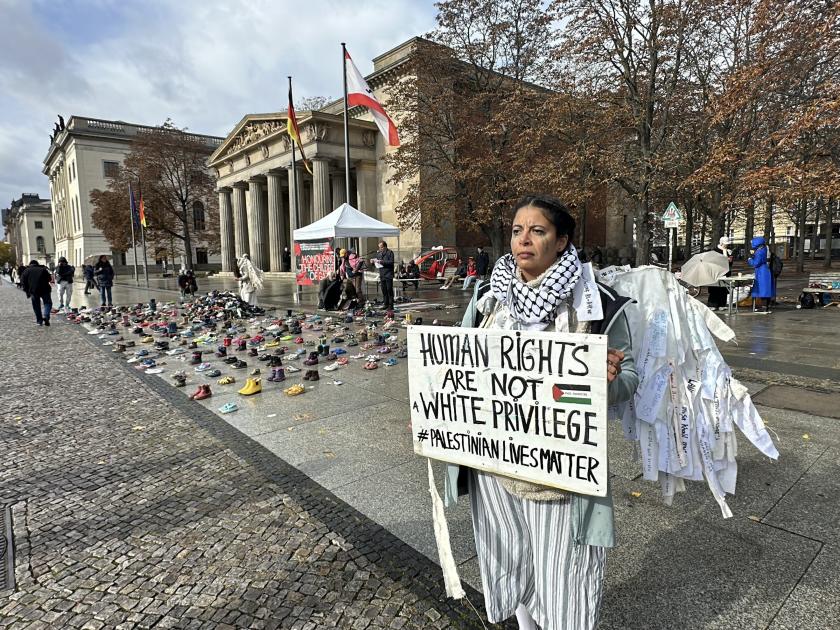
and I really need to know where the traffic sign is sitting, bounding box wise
[664,219,680,229]
[661,202,683,223]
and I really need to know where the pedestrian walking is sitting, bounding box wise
[178,269,198,300]
[282,247,292,272]
[21,259,54,326]
[236,254,263,306]
[476,246,490,279]
[93,255,115,308]
[53,256,75,312]
[444,195,638,630]
[371,240,395,313]
[747,237,774,314]
[83,264,95,295]
[16,264,26,289]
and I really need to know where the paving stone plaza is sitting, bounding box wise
[1,271,839,629]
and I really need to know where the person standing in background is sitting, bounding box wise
[93,255,115,308]
[371,240,395,313]
[53,256,75,312]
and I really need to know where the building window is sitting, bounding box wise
[119,251,127,265]
[34,220,44,229]
[195,248,209,265]
[192,201,206,231]
[36,236,46,253]
[103,160,120,179]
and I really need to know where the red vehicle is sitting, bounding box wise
[414,247,461,280]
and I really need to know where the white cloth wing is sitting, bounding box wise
[598,266,778,518]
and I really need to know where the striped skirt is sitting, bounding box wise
[469,470,606,629]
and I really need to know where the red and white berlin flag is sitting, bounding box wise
[345,50,400,147]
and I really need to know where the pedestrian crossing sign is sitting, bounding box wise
[661,202,683,223]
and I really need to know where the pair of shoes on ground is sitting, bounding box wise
[303,370,320,381]
[267,368,286,382]
[189,384,212,400]
[238,377,261,396]
[284,384,305,396]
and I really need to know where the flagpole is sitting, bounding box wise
[341,43,351,205]
[289,76,303,306]
[141,224,149,288]
[128,184,139,285]
[138,180,149,288]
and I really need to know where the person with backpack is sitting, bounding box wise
[747,237,774,314]
[53,257,75,312]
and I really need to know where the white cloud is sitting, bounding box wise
[0,0,436,230]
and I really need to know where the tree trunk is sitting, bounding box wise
[483,214,506,261]
[796,198,807,273]
[744,201,755,256]
[764,196,774,242]
[825,197,835,268]
[182,211,194,270]
[633,199,651,267]
[700,208,708,251]
[812,197,823,260]
[684,197,695,257]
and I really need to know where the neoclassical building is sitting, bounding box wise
[209,38,440,274]
[2,193,55,265]
[43,116,224,270]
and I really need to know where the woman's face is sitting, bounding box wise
[511,205,568,281]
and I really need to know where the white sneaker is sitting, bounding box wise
[285,365,301,373]
[323,363,340,372]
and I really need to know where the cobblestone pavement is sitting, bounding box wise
[0,282,502,629]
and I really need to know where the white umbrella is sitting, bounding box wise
[83,253,112,265]
[679,250,730,287]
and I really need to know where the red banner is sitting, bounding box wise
[295,239,335,286]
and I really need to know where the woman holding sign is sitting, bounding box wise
[447,195,638,630]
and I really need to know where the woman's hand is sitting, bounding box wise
[607,349,624,383]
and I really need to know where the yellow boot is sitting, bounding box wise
[238,377,262,396]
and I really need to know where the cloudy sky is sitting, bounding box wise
[0,0,436,233]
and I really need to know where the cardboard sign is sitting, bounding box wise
[408,325,609,496]
[295,239,334,286]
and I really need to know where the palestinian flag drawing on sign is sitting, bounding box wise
[552,383,592,405]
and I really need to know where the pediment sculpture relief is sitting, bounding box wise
[304,122,329,142]
[362,130,376,147]
[225,120,284,156]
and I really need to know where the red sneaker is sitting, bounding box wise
[194,385,213,400]
[188,385,204,400]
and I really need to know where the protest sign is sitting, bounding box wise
[408,325,609,496]
[295,239,335,286]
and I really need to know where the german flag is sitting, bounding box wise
[287,85,312,174]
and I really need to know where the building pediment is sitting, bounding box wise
[221,117,287,159]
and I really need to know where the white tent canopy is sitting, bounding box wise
[293,203,400,241]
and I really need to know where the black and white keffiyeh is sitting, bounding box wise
[490,246,582,325]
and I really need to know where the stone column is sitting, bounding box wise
[231,183,249,258]
[267,171,288,272]
[246,178,269,270]
[287,164,300,273]
[312,158,332,220]
[331,171,347,208]
[356,161,379,253]
[217,188,235,272]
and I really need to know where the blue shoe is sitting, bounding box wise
[384,358,398,366]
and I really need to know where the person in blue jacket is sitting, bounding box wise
[747,236,774,314]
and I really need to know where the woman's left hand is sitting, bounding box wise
[606,349,624,383]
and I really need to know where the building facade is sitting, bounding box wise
[42,116,224,271]
[208,39,456,273]
[2,194,55,265]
